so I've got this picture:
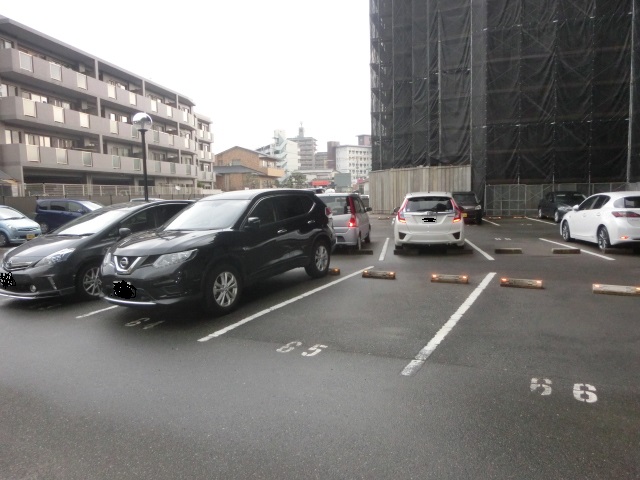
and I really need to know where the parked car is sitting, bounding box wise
[0,201,192,300]
[35,198,103,233]
[0,205,41,247]
[538,191,587,223]
[560,191,640,251]
[130,198,164,202]
[100,189,335,315]
[317,192,372,250]
[452,191,483,224]
[393,192,465,249]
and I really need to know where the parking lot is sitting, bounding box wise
[1,216,639,479]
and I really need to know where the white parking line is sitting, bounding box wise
[539,238,615,261]
[525,216,555,225]
[401,272,496,376]
[76,305,119,318]
[198,266,376,342]
[379,238,390,261]
[464,239,495,261]
[483,218,501,226]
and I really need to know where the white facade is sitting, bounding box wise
[335,145,372,180]
[256,129,300,177]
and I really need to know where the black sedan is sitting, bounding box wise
[0,201,191,300]
[537,191,587,223]
[100,189,335,316]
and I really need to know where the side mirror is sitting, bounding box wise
[118,227,132,238]
[393,207,400,214]
[365,207,372,212]
[572,205,580,211]
[245,217,261,230]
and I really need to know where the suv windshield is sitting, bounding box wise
[54,209,130,236]
[163,199,250,231]
[555,193,586,203]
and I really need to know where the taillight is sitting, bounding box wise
[325,207,332,217]
[397,210,406,223]
[451,199,462,223]
[348,215,357,228]
[611,211,640,218]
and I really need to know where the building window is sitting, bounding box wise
[153,130,160,143]
[50,63,62,81]
[166,106,172,117]
[1,82,18,97]
[107,84,116,98]
[82,152,93,167]
[112,155,121,169]
[1,37,14,49]
[129,92,136,105]
[110,120,119,134]
[19,52,33,71]
[170,163,176,174]
[4,130,21,143]
[155,161,161,173]
[26,145,40,162]
[56,148,68,164]
[53,106,64,123]
[133,158,141,171]
[77,73,88,89]
[22,99,36,117]
[79,112,90,128]
[151,100,157,112]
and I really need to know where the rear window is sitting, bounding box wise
[406,196,453,212]
[453,193,477,204]
[614,196,640,208]
[318,195,351,215]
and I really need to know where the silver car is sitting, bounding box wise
[317,193,372,250]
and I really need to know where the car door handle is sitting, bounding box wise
[277,229,287,234]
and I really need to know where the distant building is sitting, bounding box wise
[0,15,214,194]
[255,129,300,178]
[326,141,340,170]
[290,124,317,170]
[335,143,372,181]
[357,135,371,147]
[315,151,328,170]
[214,146,284,191]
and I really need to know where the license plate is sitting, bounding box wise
[422,217,436,223]
[462,213,468,218]
[26,234,35,239]
[113,280,137,299]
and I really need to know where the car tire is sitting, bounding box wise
[0,232,9,248]
[597,227,611,252]
[561,221,573,242]
[364,226,371,243]
[76,262,102,300]
[554,210,561,223]
[538,208,544,219]
[39,222,50,234]
[204,264,242,315]
[305,240,330,278]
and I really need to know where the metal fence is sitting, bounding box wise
[483,183,635,217]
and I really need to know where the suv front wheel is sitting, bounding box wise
[205,264,242,315]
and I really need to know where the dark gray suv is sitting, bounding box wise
[100,189,336,316]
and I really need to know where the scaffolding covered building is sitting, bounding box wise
[370,0,640,195]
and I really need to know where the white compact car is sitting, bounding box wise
[393,192,465,249]
[560,191,640,251]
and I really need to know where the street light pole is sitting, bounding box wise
[132,112,153,202]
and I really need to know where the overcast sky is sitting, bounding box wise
[3,1,372,153]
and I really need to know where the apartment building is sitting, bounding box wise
[0,16,214,195]
[289,124,317,171]
[255,129,300,177]
[335,143,372,181]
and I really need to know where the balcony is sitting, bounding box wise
[1,144,198,180]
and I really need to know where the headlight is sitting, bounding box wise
[102,251,113,267]
[152,249,197,268]
[37,247,76,266]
